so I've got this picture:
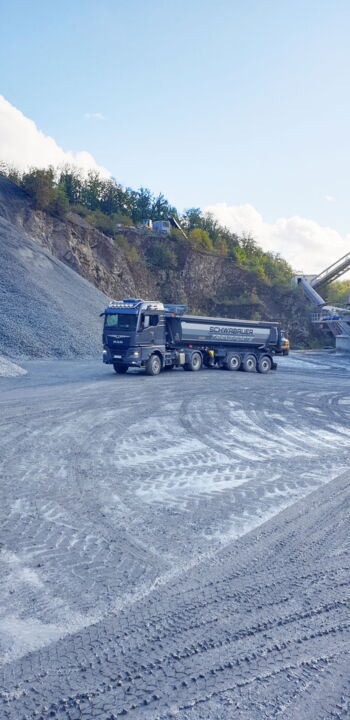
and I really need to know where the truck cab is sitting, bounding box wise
[102,299,169,373]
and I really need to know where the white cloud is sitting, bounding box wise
[84,112,104,119]
[0,95,110,176]
[205,202,350,275]
[324,195,336,202]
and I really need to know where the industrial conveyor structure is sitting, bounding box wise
[311,251,350,290]
[293,252,350,352]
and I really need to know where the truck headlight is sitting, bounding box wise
[132,351,139,356]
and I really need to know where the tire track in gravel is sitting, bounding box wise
[1,357,350,718]
[2,469,348,719]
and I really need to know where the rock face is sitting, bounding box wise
[0,176,316,349]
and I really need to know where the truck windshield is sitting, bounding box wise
[105,313,137,330]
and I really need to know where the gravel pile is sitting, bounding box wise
[0,214,108,359]
[0,355,27,377]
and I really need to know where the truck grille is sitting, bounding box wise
[107,335,129,347]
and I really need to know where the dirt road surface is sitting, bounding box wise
[1,352,349,719]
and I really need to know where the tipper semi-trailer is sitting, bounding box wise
[101,299,289,375]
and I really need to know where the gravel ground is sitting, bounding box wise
[0,352,349,719]
[0,214,108,359]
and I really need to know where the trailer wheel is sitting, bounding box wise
[242,354,257,372]
[113,364,128,374]
[145,354,162,376]
[257,355,272,374]
[225,352,241,371]
[184,351,202,371]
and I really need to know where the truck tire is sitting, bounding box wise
[225,352,241,371]
[113,364,128,374]
[257,355,272,374]
[145,354,162,376]
[184,351,202,371]
[242,354,257,372]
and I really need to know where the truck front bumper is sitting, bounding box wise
[102,348,142,367]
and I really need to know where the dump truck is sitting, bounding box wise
[101,298,288,375]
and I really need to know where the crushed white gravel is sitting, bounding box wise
[0,355,27,377]
[0,213,108,359]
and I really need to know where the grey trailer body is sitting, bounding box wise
[180,315,277,347]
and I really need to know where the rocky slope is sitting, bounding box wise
[0,176,317,349]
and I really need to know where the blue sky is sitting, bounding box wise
[1,0,350,271]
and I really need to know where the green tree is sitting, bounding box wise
[133,187,153,223]
[324,280,350,304]
[22,167,55,210]
[188,228,213,251]
[49,186,69,218]
[151,193,174,220]
[182,208,202,231]
[263,252,292,287]
[100,179,129,216]
[214,238,228,255]
[147,242,178,270]
[69,204,89,217]
[0,163,22,185]
[114,213,133,226]
[59,167,82,205]
[127,246,140,263]
[81,171,104,211]
[85,209,115,235]
[115,235,139,261]
[240,233,260,257]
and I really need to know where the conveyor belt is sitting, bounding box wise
[311,251,350,289]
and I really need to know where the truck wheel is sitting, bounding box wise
[242,354,257,372]
[225,352,241,371]
[145,354,162,376]
[184,351,202,371]
[257,355,272,374]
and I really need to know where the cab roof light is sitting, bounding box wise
[109,301,136,308]
[107,298,165,311]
